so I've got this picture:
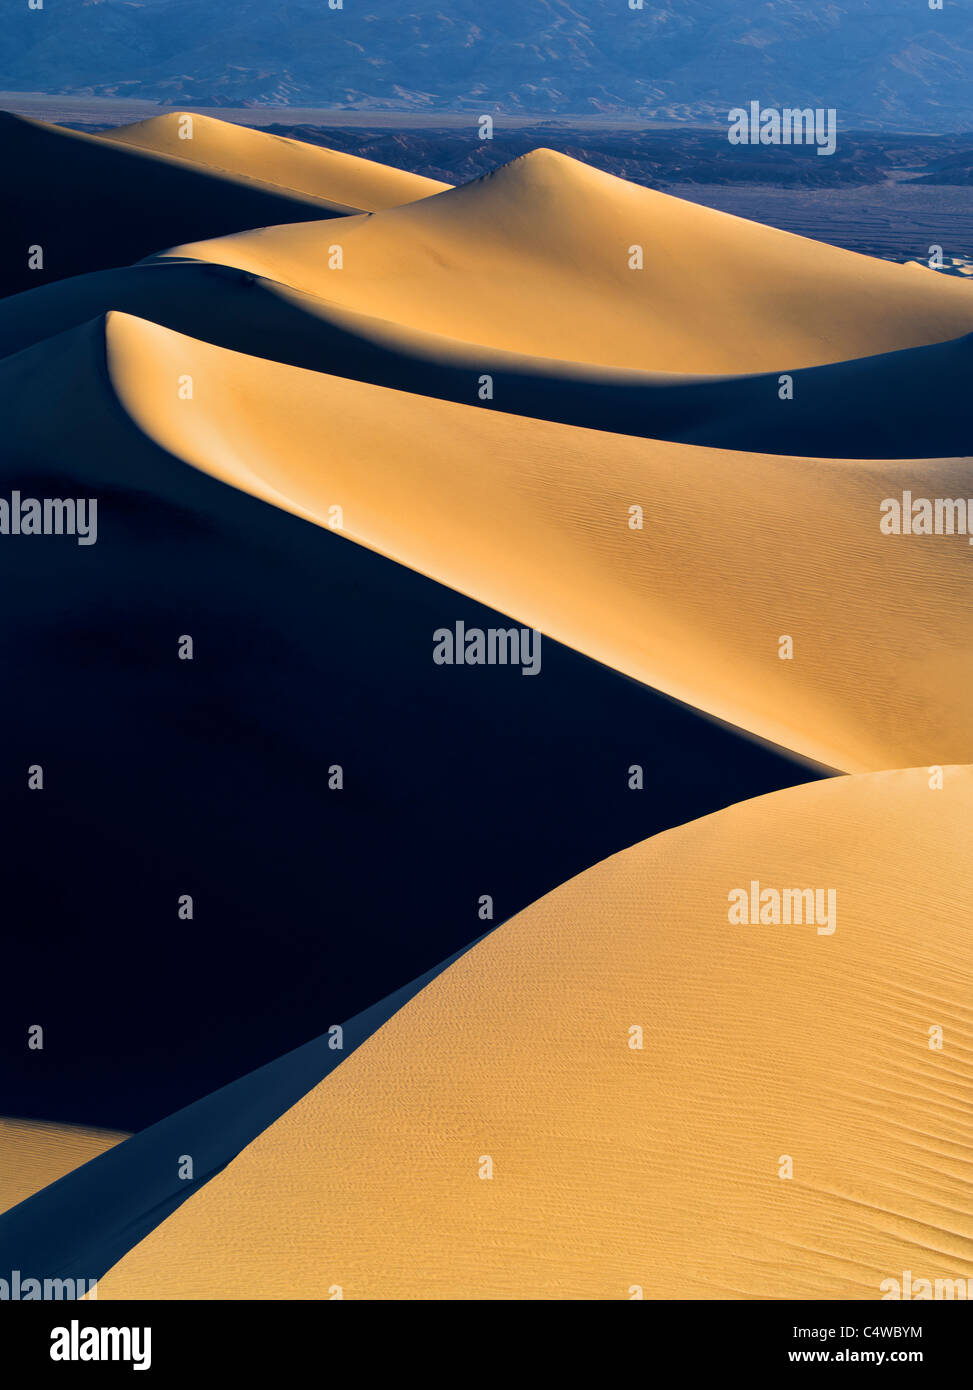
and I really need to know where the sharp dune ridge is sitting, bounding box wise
[94,768,973,1300]
[0,1119,127,1218]
[42,306,969,775]
[4,307,967,774]
[1,306,845,771]
[25,114,364,212]
[97,112,451,210]
[1,110,446,230]
[2,258,972,459]
[0,310,815,1130]
[159,144,973,373]
[0,940,484,1284]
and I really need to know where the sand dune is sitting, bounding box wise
[1,259,972,459]
[159,149,973,372]
[0,310,810,1131]
[95,767,973,1299]
[27,308,965,774]
[98,112,449,211]
[0,942,481,1283]
[0,112,355,299]
[0,1119,126,1216]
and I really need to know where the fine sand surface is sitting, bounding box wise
[161,148,973,372]
[97,113,450,210]
[49,308,973,774]
[0,1119,126,1216]
[0,943,482,1283]
[2,260,972,459]
[95,767,973,1300]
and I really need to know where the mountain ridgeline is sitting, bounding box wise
[4,0,973,130]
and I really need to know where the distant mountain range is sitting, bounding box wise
[4,0,973,130]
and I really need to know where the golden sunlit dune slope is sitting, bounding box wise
[95,767,973,1300]
[0,1119,126,1216]
[50,309,972,774]
[97,112,450,211]
[160,149,973,372]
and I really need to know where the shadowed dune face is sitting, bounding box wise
[80,310,973,774]
[95,768,973,1301]
[2,262,973,460]
[0,1120,126,1216]
[97,113,451,210]
[161,149,973,372]
[0,313,813,1131]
